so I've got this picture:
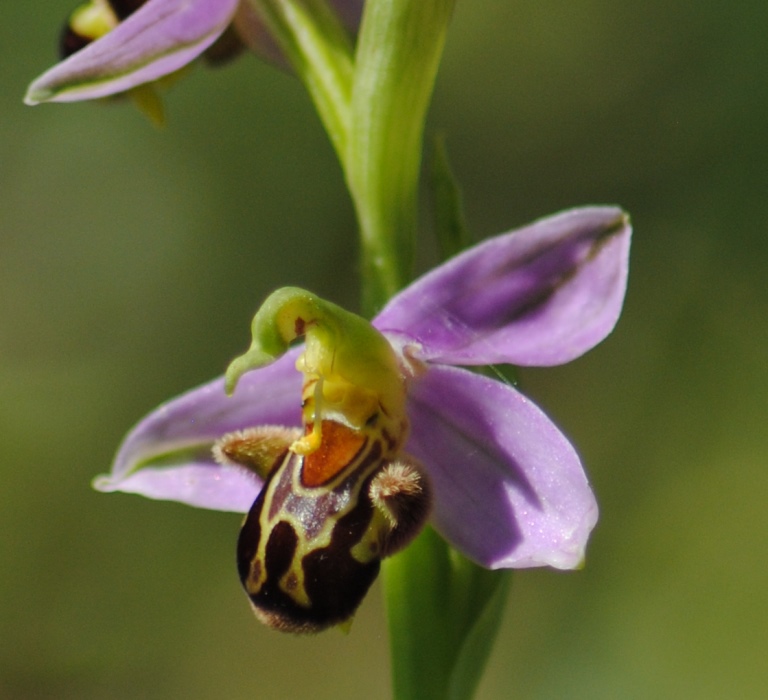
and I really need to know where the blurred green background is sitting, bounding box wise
[2,1,767,698]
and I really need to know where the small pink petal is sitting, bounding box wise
[96,350,301,509]
[375,206,631,367]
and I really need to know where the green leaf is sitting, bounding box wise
[430,134,473,260]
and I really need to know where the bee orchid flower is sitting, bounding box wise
[95,206,631,630]
[24,0,363,107]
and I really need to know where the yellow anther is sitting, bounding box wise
[70,1,118,41]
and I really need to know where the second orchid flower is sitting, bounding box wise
[25,0,363,106]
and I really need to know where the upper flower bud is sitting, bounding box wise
[25,0,364,111]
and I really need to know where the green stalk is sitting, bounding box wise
[249,0,355,161]
[346,0,456,314]
[384,528,511,700]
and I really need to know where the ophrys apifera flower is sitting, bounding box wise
[25,0,363,118]
[95,206,631,631]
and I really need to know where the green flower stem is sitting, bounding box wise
[384,528,511,700]
[253,0,455,313]
[249,0,355,160]
[347,0,456,314]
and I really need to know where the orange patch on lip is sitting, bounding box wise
[301,421,366,487]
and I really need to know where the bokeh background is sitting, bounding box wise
[2,1,767,698]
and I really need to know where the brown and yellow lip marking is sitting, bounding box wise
[217,417,431,634]
[220,288,434,633]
